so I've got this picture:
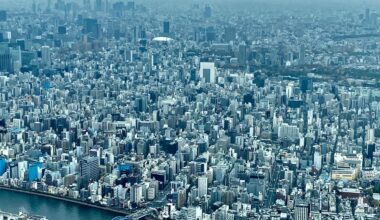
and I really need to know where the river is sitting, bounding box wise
[0,189,121,220]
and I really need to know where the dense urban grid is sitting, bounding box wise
[1,0,380,220]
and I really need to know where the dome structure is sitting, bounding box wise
[152,37,174,42]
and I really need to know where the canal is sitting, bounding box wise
[0,189,121,220]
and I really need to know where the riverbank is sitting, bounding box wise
[0,186,129,216]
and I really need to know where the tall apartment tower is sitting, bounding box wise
[198,176,208,198]
[79,156,99,187]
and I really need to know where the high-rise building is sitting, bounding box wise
[365,8,370,24]
[10,46,21,72]
[198,176,208,198]
[79,156,99,187]
[199,62,217,84]
[163,21,170,36]
[83,18,100,39]
[127,1,135,10]
[278,123,300,141]
[177,187,186,208]
[224,27,236,42]
[147,185,155,201]
[313,145,322,170]
[204,5,212,18]
[28,163,43,182]
[16,39,26,51]
[151,170,167,190]
[0,158,6,176]
[9,162,18,179]
[2,32,11,42]
[284,168,294,187]
[295,201,309,220]
[112,2,124,17]
[47,0,52,12]
[286,82,294,98]
[299,76,313,93]
[130,183,143,204]
[205,26,216,42]
[298,45,305,65]
[95,0,103,11]
[138,25,146,39]
[187,206,203,220]
[134,96,148,113]
[41,46,51,66]
[32,0,36,14]
[0,44,12,72]
[238,43,247,65]
[247,172,266,197]
[0,11,7,22]
[18,161,28,181]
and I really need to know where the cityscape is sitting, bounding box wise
[1,0,380,220]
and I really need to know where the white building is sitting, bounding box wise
[286,82,294,98]
[198,176,208,198]
[18,161,28,181]
[313,145,322,170]
[187,206,203,220]
[199,62,217,84]
[130,183,143,204]
[278,123,300,140]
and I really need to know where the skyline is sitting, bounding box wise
[2,0,380,10]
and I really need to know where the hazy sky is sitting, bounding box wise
[0,0,379,12]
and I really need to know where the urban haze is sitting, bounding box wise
[0,0,379,220]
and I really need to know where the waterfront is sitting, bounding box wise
[0,189,121,220]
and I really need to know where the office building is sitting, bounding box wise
[10,47,21,72]
[313,145,322,171]
[206,26,216,42]
[0,11,6,22]
[278,123,300,141]
[299,76,313,93]
[198,176,208,198]
[295,201,309,220]
[83,18,100,39]
[199,62,217,84]
[163,21,170,36]
[130,183,143,204]
[80,157,99,187]
[187,206,203,220]
[0,158,5,176]
[41,46,51,66]
[247,172,266,197]
[238,43,247,65]
[177,187,186,208]
[9,162,18,179]
[0,43,13,72]
[28,163,43,182]
[18,161,28,181]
